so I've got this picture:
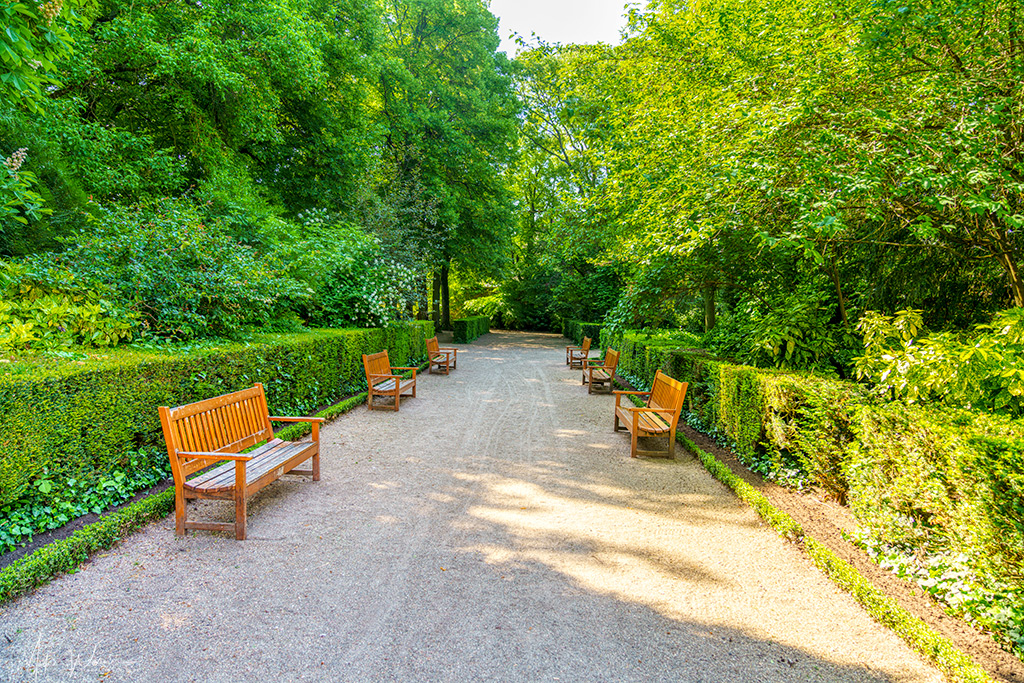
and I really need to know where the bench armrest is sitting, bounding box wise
[614,389,650,409]
[369,373,401,381]
[269,416,326,423]
[391,367,418,378]
[178,451,253,462]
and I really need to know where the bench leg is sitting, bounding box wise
[175,486,187,537]
[631,429,639,458]
[667,432,676,460]
[613,413,621,432]
[312,424,321,481]
[368,388,375,410]
[234,462,247,541]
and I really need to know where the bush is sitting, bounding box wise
[30,198,309,340]
[603,324,1024,657]
[855,308,1024,417]
[453,316,489,343]
[0,260,136,350]
[273,216,424,329]
[561,320,603,346]
[0,322,433,509]
[0,488,176,605]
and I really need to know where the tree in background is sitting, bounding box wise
[376,0,519,329]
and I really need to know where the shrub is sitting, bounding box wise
[274,218,424,329]
[855,308,1024,417]
[604,324,1024,656]
[0,260,136,350]
[453,316,489,343]
[0,488,176,605]
[561,320,603,346]
[30,198,309,340]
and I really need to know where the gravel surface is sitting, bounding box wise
[0,331,944,682]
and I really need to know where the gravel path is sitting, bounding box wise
[0,331,944,683]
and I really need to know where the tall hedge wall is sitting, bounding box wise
[453,316,489,343]
[561,320,604,346]
[597,327,1024,629]
[0,322,433,508]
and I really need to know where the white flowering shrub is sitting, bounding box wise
[277,218,426,329]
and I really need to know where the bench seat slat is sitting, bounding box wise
[186,440,316,494]
[371,378,415,393]
[615,406,671,434]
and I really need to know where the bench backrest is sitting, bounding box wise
[363,350,392,386]
[601,348,620,373]
[426,337,440,355]
[647,370,688,431]
[580,337,591,354]
[159,383,274,485]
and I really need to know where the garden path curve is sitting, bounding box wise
[0,331,943,682]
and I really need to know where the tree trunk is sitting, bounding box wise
[432,272,441,328]
[441,262,452,330]
[703,284,717,333]
[416,275,429,320]
[827,258,850,328]
[992,229,1024,307]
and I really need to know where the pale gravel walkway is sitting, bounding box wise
[0,331,943,683]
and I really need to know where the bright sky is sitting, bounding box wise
[488,0,631,55]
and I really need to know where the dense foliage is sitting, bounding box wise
[1,0,516,341]
[507,0,1024,367]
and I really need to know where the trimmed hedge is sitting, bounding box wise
[613,376,995,683]
[0,361,427,606]
[453,316,489,343]
[561,320,604,346]
[0,322,433,509]
[602,327,1024,656]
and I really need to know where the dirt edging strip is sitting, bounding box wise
[0,364,426,607]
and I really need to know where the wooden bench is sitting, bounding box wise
[582,348,620,394]
[426,336,458,374]
[613,370,688,459]
[158,383,324,540]
[567,336,592,369]
[363,350,417,410]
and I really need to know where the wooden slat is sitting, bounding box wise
[183,416,200,453]
[186,441,316,494]
[169,385,264,420]
[224,402,243,451]
[183,521,235,532]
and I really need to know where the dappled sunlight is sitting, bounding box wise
[462,474,737,619]
[433,468,935,678]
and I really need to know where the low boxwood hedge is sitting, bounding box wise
[453,316,489,343]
